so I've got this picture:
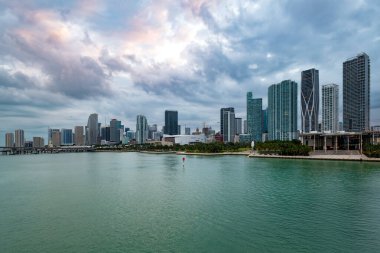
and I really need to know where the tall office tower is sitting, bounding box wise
[343,53,370,132]
[322,84,339,133]
[61,129,73,145]
[262,109,268,133]
[268,80,298,141]
[136,115,148,144]
[33,137,45,148]
[101,127,110,141]
[243,120,247,134]
[185,127,191,135]
[247,92,263,142]
[110,119,122,143]
[164,110,179,135]
[220,107,234,141]
[5,132,14,147]
[14,129,25,148]
[87,113,99,145]
[221,108,235,143]
[74,126,84,146]
[235,118,242,134]
[48,128,59,144]
[51,130,61,146]
[301,69,319,133]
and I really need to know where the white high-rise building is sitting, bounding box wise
[136,115,148,144]
[322,84,339,133]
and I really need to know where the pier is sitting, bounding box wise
[0,146,95,155]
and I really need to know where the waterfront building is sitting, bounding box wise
[243,120,247,134]
[301,68,319,133]
[247,92,263,142]
[235,117,242,134]
[61,129,73,146]
[322,84,339,133]
[163,134,206,145]
[74,126,84,146]
[136,115,148,144]
[268,80,298,141]
[110,119,123,143]
[33,137,45,148]
[5,132,14,147]
[239,134,252,144]
[51,130,61,147]
[148,124,158,139]
[15,129,25,148]
[185,127,191,135]
[24,141,33,148]
[343,53,370,132]
[101,127,110,142]
[220,107,235,143]
[87,113,99,145]
[164,110,179,135]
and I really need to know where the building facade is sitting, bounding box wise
[136,115,148,144]
[110,119,123,143]
[247,92,263,142]
[235,117,242,134]
[87,113,99,145]
[33,137,45,148]
[15,129,25,148]
[74,126,84,146]
[61,129,73,145]
[268,80,298,141]
[343,53,370,132]
[322,84,339,133]
[220,107,235,143]
[164,110,179,135]
[5,132,14,147]
[301,68,319,133]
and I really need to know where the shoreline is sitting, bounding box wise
[248,153,380,162]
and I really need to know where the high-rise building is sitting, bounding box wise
[235,118,242,134]
[5,132,14,147]
[301,69,319,133]
[15,129,25,148]
[87,113,99,145]
[262,109,268,133]
[136,115,148,144]
[343,53,370,132]
[243,120,247,134]
[247,92,263,142]
[61,129,73,145]
[164,110,179,135]
[148,124,158,139]
[110,119,122,143]
[322,84,339,133]
[101,127,110,141]
[221,108,235,143]
[268,80,298,141]
[74,126,84,146]
[185,127,191,135]
[33,137,45,148]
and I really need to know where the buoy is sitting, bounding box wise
[182,157,186,162]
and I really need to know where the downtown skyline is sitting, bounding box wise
[1,1,380,144]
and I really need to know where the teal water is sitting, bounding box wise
[1,152,380,252]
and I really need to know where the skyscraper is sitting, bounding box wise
[164,110,179,135]
[61,129,73,145]
[87,113,99,145]
[110,119,122,143]
[322,84,339,133]
[268,80,298,141]
[343,53,370,132]
[136,115,148,144]
[221,107,235,143]
[301,68,319,133]
[5,132,14,147]
[15,129,24,148]
[220,107,236,143]
[74,126,84,146]
[33,137,45,148]
[235,117,242,134]
[247,92,263,142]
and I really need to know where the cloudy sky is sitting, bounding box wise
[1,0,379,143]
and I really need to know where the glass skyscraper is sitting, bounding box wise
[343,53,370,132]
[86,113,99,145]
[136,115,148,144]
[246,92,263,142]
[301,68,319,133]
[268,80,298,141]
[221,108,235,143]
[164,110,179,135]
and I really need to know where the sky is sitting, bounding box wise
[1,0,380,144]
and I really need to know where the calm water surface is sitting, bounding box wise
[1,152,380,252]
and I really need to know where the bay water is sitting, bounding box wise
[1,152,380,252]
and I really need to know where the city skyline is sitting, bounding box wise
[1,1,380,144]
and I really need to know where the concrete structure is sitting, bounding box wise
[33,137,45,148]
[136,115,148,144]
[221,107,235,143]
[164,110,179,135]
[15,129,25,148]
[235,117,242,134]
[61,129,73,145]
[301,68,319,133]
[322,84,339,133]
[5,132,14,147]
[74,126,84,146]
[87,113,99,145]
[343,53,370,132]
[268,80,298,141]
[247,92,263,142]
